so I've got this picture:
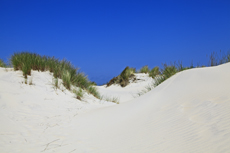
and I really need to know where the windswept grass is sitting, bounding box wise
[10,52,99,99]
[154,62,185,87]
[136,84,154,97]
[208,50,230,66]
[87,86,100,99]
[73,88,84,100]
[149,66,160,78]
[154,51,230,87]
[100,95,120,104]
[139,65,150,73]
[0,59,7,67]
[106,66,136,87]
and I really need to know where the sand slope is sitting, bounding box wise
[0,68,114,152]
[1,63,230,152]
[97,73,154,103]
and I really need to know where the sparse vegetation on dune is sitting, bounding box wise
[0,59,6,67]
[106,51,230,92]
[152,51,230,88]
[99,95,120,104]
[73,88,84,100]
[139,65,150,74]
[87,86,100,99]
[149,66,160,78]
[2,50,230,101]
[106,66,136,87]
[208,50,230,66]
[10,52,100,100]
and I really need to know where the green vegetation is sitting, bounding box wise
[149,66,160,78]
[153,51,230,87]
[106,66,136,87]
[73,88,84,100]
[10,52,99,99]
[87,86,100,99]
[209,50,230,66]
[154,62,191,87]
[134,51,230,92]
[0,59,6,67]
[139,65,150,73]
[53,78,60,90]
[2,50,229,100]
[136,84,154,97]
[100,95,120,104]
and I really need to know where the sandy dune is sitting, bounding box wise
[97,73,154,103]
[0,63,230,152]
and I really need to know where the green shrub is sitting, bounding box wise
[139,65,149,73]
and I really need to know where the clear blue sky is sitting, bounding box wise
[1,0,230,85]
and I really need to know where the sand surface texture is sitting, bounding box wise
[0,63,230,152]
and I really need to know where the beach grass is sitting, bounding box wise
[100,95,120,104]
[10,52,99,99]
[73,88,84,100]
[208,50,230,66]
[149,66,160,78]
[106,66,135,87]
[87,86,100,99]
[139,65,150,74]
[0,59,7,67]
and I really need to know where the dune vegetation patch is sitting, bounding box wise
[106,51,230,91]
[0,59,7,67]
[106,66,136,87]
[10,52,100,100]
[139,65,150,74]
[99,95,120,104]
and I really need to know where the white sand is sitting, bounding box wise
[97,73,154,103]
[1,63,230,152]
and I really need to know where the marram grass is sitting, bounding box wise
[139,65,150,74]
[10,52,100,99]
[106,66,135,87]
[0,59,6,67]
[73,88,83,100]
[149,66,160,78]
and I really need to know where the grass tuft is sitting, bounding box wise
[87,86,100,99]
[100,95,120,104]
[106,66,135,87]
[149,66,160,78]
[136,84,154,97]
[154,63,178,87]
[10,52,96,98]
[73,88,83,100]
[208,50,230,66]
[139,65,150,73]
[0,59,6,67]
